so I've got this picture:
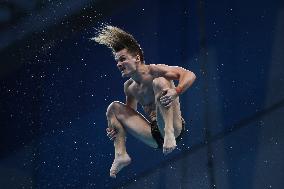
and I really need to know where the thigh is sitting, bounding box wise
[114,102,159,148]
[156,94,184,138]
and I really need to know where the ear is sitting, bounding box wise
[135,54,141,62]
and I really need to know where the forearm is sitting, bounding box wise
[176,71,196,95]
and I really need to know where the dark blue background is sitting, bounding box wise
[0,0,283,188]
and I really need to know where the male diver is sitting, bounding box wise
[92,25,196,178]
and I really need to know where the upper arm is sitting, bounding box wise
[149,64,192,80]
[124,79,137,111]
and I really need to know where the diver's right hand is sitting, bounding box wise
[106,128,117,141]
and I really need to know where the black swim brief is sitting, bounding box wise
[150,118,186,149]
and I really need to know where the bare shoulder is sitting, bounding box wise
[148,64,167,77]
[149,63,169,70]
[149,64,187,79]
[149,63,185,72]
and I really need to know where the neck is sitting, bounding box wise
[130,64,149,84]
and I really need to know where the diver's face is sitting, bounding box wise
[115,49,138,78]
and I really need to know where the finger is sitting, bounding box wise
[160,100,168,106]
[110,135,117,140]
[161,97,171,104]
[165,100,173,106]
[160,91,169,98]
[162,101,171,106]
[106,129,113,134]
[164,102,172,108]
[110,131,117,138]
[160,99,166,104]
[107,131,114,137]
[160,97,166,102]
[160,95,168,100]
[107,128,116,133]
[160,96,170,102]
[162,101,172,107]
[107,130,116,137]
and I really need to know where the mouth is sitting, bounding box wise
[120,67,126,73]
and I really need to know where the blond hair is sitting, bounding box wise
[91,25,144,62]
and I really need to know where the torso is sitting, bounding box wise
[127,68,157,121]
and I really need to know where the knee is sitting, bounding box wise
[153,77,170,91]
[106,101,123,117]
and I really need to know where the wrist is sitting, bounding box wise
[175,86,183,95]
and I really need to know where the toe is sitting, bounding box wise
[110,171,116,178]
[163,146,176,154]
[163,148,169,155]
[110,174,116,178]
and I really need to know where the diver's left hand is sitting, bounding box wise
[159,88,178,108]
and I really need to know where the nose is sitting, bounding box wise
[117,62,122,68]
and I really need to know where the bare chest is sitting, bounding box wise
[130,82,155,106]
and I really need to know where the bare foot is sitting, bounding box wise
[110,153,131,178]
[163,134,177,155]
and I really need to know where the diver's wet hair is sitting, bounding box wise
[92,25,144,62]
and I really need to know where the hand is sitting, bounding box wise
[106,128,117,141]
[159,88,178,108]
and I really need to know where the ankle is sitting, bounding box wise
[115,152,127,158]
[164,128,174,135]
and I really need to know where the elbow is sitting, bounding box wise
[190,71,196,83]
